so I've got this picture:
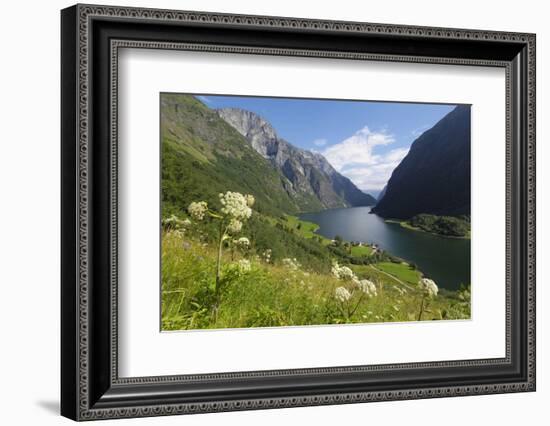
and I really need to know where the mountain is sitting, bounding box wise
[161,94,320,217]
[217,108,376,209]
[161,94,375,218]
[377,185,387,202]
[372,105,471,219]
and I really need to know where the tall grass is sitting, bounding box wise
[161,231,470,331]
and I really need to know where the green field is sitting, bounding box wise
[374,262,422,286]
[350,245,373,257]
[282,215,331,241]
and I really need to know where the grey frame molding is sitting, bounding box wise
[61,4,536,421]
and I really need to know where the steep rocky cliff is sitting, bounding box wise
[217,108,376,209]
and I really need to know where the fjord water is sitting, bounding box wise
[299,207,470,290]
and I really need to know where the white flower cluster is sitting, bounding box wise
[331,262,355,281]
[335,286,352,302]
[187,201,208,221]
[282,258,301,271]
[356,279,378,298]
[219,191,253,220]
[332,262,378,299]
[227,218,243,234]
[163,214,179,228]
[261,249,272,263]
[163,214,192,230]
[237,259,251,272]
[419,278,438,297]
[245,194,255,207]
[235,237,250,249]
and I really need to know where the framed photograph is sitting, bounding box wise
[61,4,536,421]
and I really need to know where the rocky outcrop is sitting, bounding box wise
[217,108,376,209]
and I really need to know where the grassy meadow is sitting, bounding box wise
[161,210,471,331]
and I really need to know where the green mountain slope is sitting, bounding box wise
[161,94,324,217]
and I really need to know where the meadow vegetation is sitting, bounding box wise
[161,192,471,330]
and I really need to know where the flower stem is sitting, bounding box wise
[349,293,365,318]
[417,296,426,321]
[215,221,226,306]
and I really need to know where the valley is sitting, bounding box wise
[160,94,472,330]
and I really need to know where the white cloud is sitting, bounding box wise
[312,138,328,147]
[322,127,408,191]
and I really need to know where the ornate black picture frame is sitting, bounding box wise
[61,4,536,421]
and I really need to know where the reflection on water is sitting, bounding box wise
[299,207,470,290]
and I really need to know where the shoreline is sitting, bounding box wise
[297,204,375,216]
[385,219,471,240]
[292,211,469,291]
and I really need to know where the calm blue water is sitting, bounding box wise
[299,207,470,290]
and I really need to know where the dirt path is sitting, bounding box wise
[369,265,415,291]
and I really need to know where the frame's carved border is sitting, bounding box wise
[109,39,512,383]
[73,4,536,420]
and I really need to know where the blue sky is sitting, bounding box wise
[195,94,457,194]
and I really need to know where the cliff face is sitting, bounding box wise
[217,108,376,210]
[372,105,471,219]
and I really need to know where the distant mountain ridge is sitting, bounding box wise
[217,107,376,209]
[372,105,471,219]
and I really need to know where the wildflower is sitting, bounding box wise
[282,258,301,271]
[419,278,438,297]
[245,194,255,207]
[187,201,208,220]
[172,229,184,238]
[227,218,243,234]
[163,214,192,230]
[235,237,250,249]
[219,191,252,220]
[261,249,272,263]
[331,262,356,281]
[237,259,251,272]
[356,279,377,297]
[335,286,352,302]
[162,214,179,228]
